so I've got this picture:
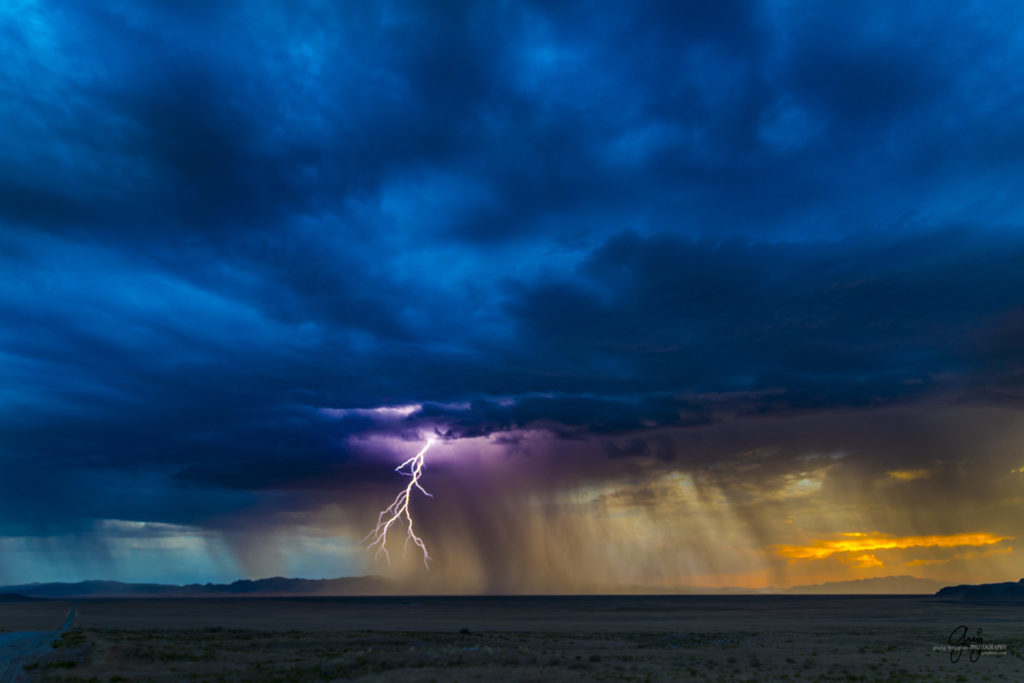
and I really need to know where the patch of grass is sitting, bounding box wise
[46,660,79,669]
[53,629,88,649]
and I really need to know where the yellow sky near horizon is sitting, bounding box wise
[342,404,1024,593]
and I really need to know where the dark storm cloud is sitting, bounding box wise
[3,0,1024,550]
[505,227,1024,402]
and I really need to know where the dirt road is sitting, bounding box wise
[0,606,75,682]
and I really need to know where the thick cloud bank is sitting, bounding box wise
[2,1,1024,589]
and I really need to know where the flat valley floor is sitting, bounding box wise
[1,595,1022,681]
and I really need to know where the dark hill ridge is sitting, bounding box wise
[0,574,957,598]
[935,578,1024,600]
[783,575,945,594]
[0,593,48,602]
[0,576,392,598]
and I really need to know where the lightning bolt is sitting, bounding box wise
[363,437,435,569]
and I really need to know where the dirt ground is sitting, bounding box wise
[3,596,1022,681]
[0,604,74,633]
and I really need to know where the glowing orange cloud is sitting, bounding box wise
[850,553,883,568]
[885,469,932,481]
[773,532,1011,561]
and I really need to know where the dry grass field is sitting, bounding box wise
[3,596,1023,681]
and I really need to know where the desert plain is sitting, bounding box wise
[1,595,1022,681]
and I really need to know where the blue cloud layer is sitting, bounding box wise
[3,1,1024,580]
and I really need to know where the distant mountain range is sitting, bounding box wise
[0,576,392,599]
[0,574,962,598]
[782,575,947,594]
[620,575,948,595]
[935,578,1024,600]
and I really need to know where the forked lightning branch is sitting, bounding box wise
[364,437,436,569]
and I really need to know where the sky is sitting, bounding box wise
[1,0,1024,592]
